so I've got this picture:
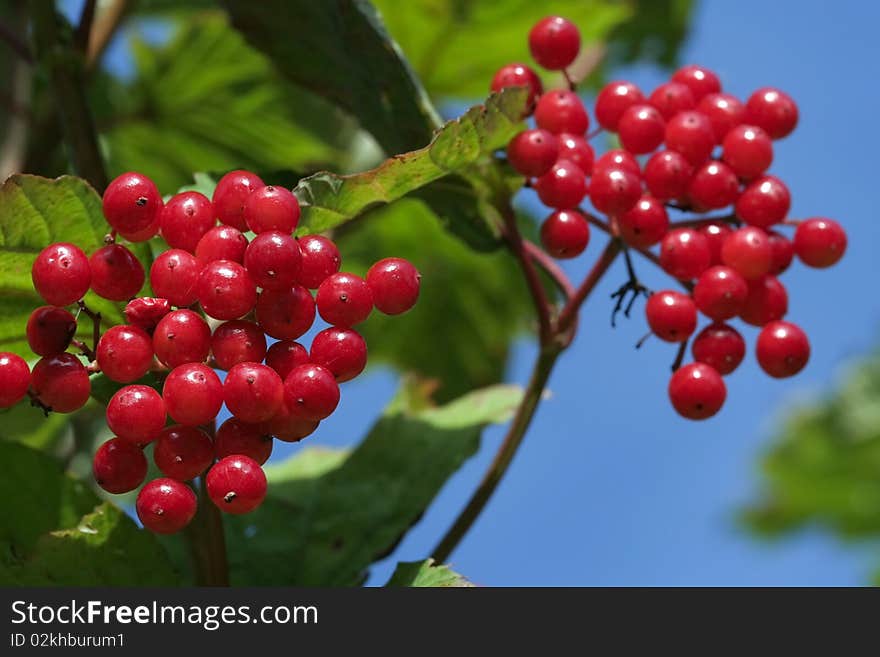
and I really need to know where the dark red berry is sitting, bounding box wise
[93,437,147,494]
[588,167,641,215]
[150,249,201,308]
[210,320,267,371]
[721,226,772,279]
[31,353,89,413]
[261,401,319,442]
[700,222,733,265]
[664,110,715,165]
[490,63,543,111]
[136,478,197,534]
[124,297,171,334]
[27,306,76,357]
[617,195,669,248]
[671,65,721,101]
[215,417,273,466]
[89,244,145,301]
[595,81,644,131]
[740,275,788,326]
[722,125,773,179]
[691,323,745,375]
[643,150,693,201]
[794,218,847,268]
[31,242,91,306]
[195,225,248,265]
[668,362,726,420]
[593,149,640,176]
[540,210,589,258]
[162,363,223,427]
[693,265,748,321]
[528,16,580,70]
[310,327,368,383]
[0,352,30,408]
[265,340,309,380]
[212,170,264,231]
[645,290,697,342]
[366,257,421,315]
[197,259,257,320]
[688,161,739,210]
[106,384,165,444]
[244,230,302,290]
[159,191,215,253]
[316,272,373,326]
[243,185,301,234]
[618,104,665,154]
[535,159,588,209]
[256,285,316,340]
[756,320,810,378]
[206,455,267,515]
[507,129,559,178]
[283,364,340,422]
[659,228,711,280]
[745,87,798,139]
[557,133,594,173]
[697,93,746,142]
[297,235,341,289]
[96,324,153,383]
[224,362,284,424]
[735,175,790,228]
[103,172,163,235]
[767,230,794,275]
[153,425,214,481]
[534,90,589,135]
[648,82,696,120]
[117,215,159,242]
[153,309,210,368]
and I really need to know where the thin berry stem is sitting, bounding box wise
[556,238,622,335]
[77,300,101,357]
[671,340,688,372]
[563,69,576,91]
[669,213,739,229]
[522,238,575,298]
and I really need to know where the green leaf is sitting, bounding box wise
[606,0,695,68]
[224,384,523,586]
[0,399,70,450]
[386,559,473,587]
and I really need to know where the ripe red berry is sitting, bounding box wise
[722,125,773,179]
[215,417,273,466]
[534,90,589,135]
[150,249,201,308]
[207,455,267,515]
[668,362,726,420]
[153,425,214,481]
[721,226,772,280]
[195,225,248,265]
[528,16,580,70]
[507,129,558,178]
[648,82,696,120]
[255,285,315,340]
[671,65,721,101]
[283,364,340,421]
[645,290,697,342]
[159,191,215,253]
[243,185,301,234]
[700,222,733,265]
[261,401,319,442]
[265,340,309,380]
[27,306,76,357]
[595,81,644,131]
[735,175,790,228]
[117,215,159,242]
[103,172,163,235]
[756,320,810,378]
[617,195,669,248]
[212,170,264,231]
[643,150,693,201]
[93,437,147,494]
[535,159,587,209]
[153,309,211,368]
[297,235,341,289]
[793,218,847,268]
[0,352,30,408]
[593,149,641,176]
[692,265,748,321]
[664,110,715,165]
[163,363,223,427]
[210,320,267,371]
[659,228,711,280]
[588,167,641,215]
[31,353,90,413]
[697,93,746,142]
[490,63,543,111]
[688,161,739,210]
[224,362,284,424]
[316,272,373,326]
[366,257,421,315]
[197,259,257,320]
[539,210,590,258]
[89,244,145,301]
[767,230,794,275]
[310,327,368,382]
[96,324,153,383]
[106,384,165,444]
[745,87,798,139]
[136,478,197,534]
[31,242,91,306]
[124,297,171,334]
[557,133,594,173]
[740,275,788,326]
[618,104,665,154]
[691,323,745,375]
[244,230,302,290]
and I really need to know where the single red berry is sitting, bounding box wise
[89,244,145,301]
[671,65,721,101]
[256,285,316,340]
[159,191,215,253]
[243,185,301,234]
[117,214,159,243]
[643,150,693,201]
[794,218,847,268]
[124,297,171,334]
[150,249,201,308]
[197,259,257,320]
[366,257,421,315]
[265,340,309,380]
[659,228,711,280]
[297,235,341,289]
[557,133,594,173]
[153,424,214,481]
[593,149,641,176]
[756,320,810,378]
[153,309,211,368]
[96,324,154,383]
[215,417,273,466]
[688,161,739,210]
[31,353,89,413]
[645,290,697,342]
[195,225,248,265]
[244,231,302,290]
[721,226,772,279]
[283,364,340,421]
[163,363,223,427]
[136,478,197,534]
[528,16,580,70]
[588,167,641,215]
[745,87,798,139]
[595,80,644,131]
[648,82,696,120]
[106,384,165,444]
[692,265,748,321]
[260,401,319,442]
[691,323,745,375]
[534,90,589,135]
[721,124,773,179]
[93,437,147,494]
[767,230,794,275]
[310,327,368,383]
[618,104,665,154]
[207,455,267,515]
[31,242,91,306]
[103,172,163,235]
[540,210,590,258]
[535,159,588,209]
[224,362,284,424]
[0,352,30,408]
[617,195,669,247]
[490,63,543,112]
[212,170,264,231]
[664,110,715,165]
[27,306,76,357]
[668,362,726,420]
[507,129,559,178]
[740,275,788,326]
[316,272,373,326]
[210,320,267,371]
[735,175,790,228]
[697,93,746,142]
[700,222,733,265]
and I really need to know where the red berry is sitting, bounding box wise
[195,225,248,265]
[136,478,197,534]
[206,455,267,515]
[150,249,201,308]
[595,81,644,131]
[31,353,90,413]
[507,129,559,178]
[153,425,214,481]
[668,362,726,420]
[648,82,696,120]
[89,244,145,301]
[534,90,589,135]
[794,218,847,268]
[197,259,257,320]
[106,384,165,444]
[693,265,748,321]
[297,235,341,289]
[535,159,588,209]
[618,104,665,154]
[740,275,788,326]
[96,324,153,383]
[700,222,733,265]
[664,110,715,165]
[746,87,798,139]
[617,195,669,248]
[243,185,300,234]
[722,124,773,179]
[528,16,580,70]
[588,167,641,215]
[691,323,745,375]
[557,133,594,173]
[659,228,711,280]
[265,340,309,380]
[643,150,693,201]
[283,364,339,421]
[0,352,30,408]
[27,306,76,357]
[244,231,301,290]
[539,210,590,258]
[124,297,171,334]
[688,161,739,210]
[593,149,640,176]
[210,320,267,371]
[310,327,368,382]
[117,215,159,242]
[767,230,794,275]
[316,272,373,326]
[671,65,721,101]
[31,242,91,306]
[215,417,273,466]
[756,320,810,378]
[159,191,215,253]
[103,172,163,235]
[256,285,315,340]
[224,362,284,424]
[153,309,210,368]
[261,401,319,442]
[162,363,223,427]
[721,226,772,280]
[93,437,147,494]
[697,93,746,142]
[735,175,790,228]
[212,170,264,231]
[366,257,421,315]
[645,290,697,342]
[490,63,543,111]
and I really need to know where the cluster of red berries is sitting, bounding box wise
[492,16,847,419]
[0,170,420,533]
